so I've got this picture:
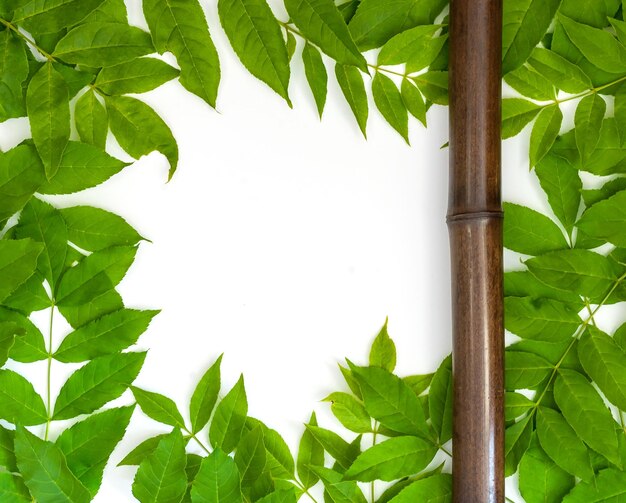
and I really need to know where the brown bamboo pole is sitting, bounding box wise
[447,0,504,501]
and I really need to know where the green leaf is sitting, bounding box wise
[0,239,43,303]
[56,245,137,306]
[506,269,585,304]
[0,369,47,425]
[505,415,533,475]
[503,202,568,255]
[323,392,372,433]
[132,386,186,428]
[502,0,562,74]
[344,436,436,482]
[191,448,243,503]
[562,468,626,502]
[26,62,70,179]
[118,434,168,466]
[75,90,108,149]
[286,31,296,61]
[349,364,430,439]
[53,351,146,420]
[53,22,154,67]
[235,426,266,487]
[504,297,580,343]
[39,141,128,195]
[529,105,562,169]
[0,322,21,367]
[369,318,396,372]
[14,426,91,503]
[132,428,187,503]
[302,43,328,118]
[58,288,124,329]
[14,198,67,292]
[372,73,409,143]
[12,0,107,34]
[385,474,452,503]
[304,425,357,470]
[143,0,221,107]
[56,406,134,495]
[335,64,367,137]
[505,392,534,421]
[505,350,553,389]
[528,47,592,93]
[0,307,47,363]
[244,418,294,479]
[616,83,626,147]
[577,189,626,247]
[582,178,626,208]
[536,406,594,481]
[401,80,426,127]
[190,354,222,434]
[257,489,297,503]
[525,249,622,301]
[519,436,576,503]
[106,95,179,178]
[297,412,324,489]
[402,374,433,396]
[559,15,626,73]
[0,31,28,121]
[209,375,248,453]
[428,355,452,443]
[95,57,179,95]
[3,271,51,314]
[555,369,621,466]
[504,64,556,101]
[60,205,144,251]
[284,0,366,70]
[411,71,448,105]
[502,99,541,139]
[578,327,626,410]
[0,471,30,502]
[535,153,581,233]
[377,25,441,66]
[217,0,291,104]
[317,475,366,503]
[575,94,606,162]
[82,0,127,23]
[0,144,45,222]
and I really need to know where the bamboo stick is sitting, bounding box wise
[447,0,504,501]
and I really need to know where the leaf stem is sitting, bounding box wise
[182,427,211,456]
[295,480,320,503]
[545,75,626,108]
[370,424,378,503]
[44,303,55,441]
[0,17,55,61]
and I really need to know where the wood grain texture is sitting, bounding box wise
[447,0,504,501]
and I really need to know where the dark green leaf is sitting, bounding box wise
[504,64,556,101]
[529,105,562,169]
[616,83,626,147]
[575,94,606,162]
[74,90,108,149]
[302,43,328,118]
[209,375,248,453]
[131,386,186,428]
[505,415,533,475]
[191,448,243,503]
[372,73,409,143]
[504,296,580,342]
[190,354,222,434]
[505,350,553,389]
[305,425,358,470]
[0,144,45,222]
[504,270,582,306]
[58,288,124,329]
[0,307,47,362]
[577,189,626,247]
[562,468,626,502]
[95,57,179,95]
[0,31,28,121]
[12,0,107,34]
[335,64,367,137]
[505,392,534,421]
[0,369,47,425]
[581,178,626,208]
[0,239,43,303]
[428,355,452,443]
[528,47,592,93]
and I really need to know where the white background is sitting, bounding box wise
[0,1,559,501]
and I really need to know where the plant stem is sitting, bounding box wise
[0,18,55,61]
[295,480,320,503]
[44,304,55,441]
[370,425,378,503]
[182,427,211,456]
[542,75,626,108]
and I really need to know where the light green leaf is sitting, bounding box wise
[555,369,621,466]
[132,428,187,503]
[0,144,45,223]
[0,471,30,502]
[304,425,357,470]
[575,94,606,162]
[428,355,452,443]
[0,239,43,303]
[504,64,556,101]
[582,178,626,208]
[401,79,426,127]
[411,71,448,105]
[504,296,580,343]
[0,369,47,425]
[302,43,328,118]
[505,392,534,421]
[56,406,134,495]
[95,57,179,95]
[296,412,323,489]
[372,73,409,143]
[75,90,108,149]
[316,473,366,503]
[528,47,592,94]
[535,153,581,233]
[0,31,28,121]
[578,327,626,411]
[386,474,452,503]
[615,83,626,147]
[529,104,562,169]
[402,373,433,396]
[56,245,137,306]
[344,436,436,482]
[503,202,568,255]
[558,0,620,27]
[504,270,582,306]
[14,426,91,503]
[536,406,594,481]
[256,489,297,503]
[81,0,127,23]
[53,22,154,67]
[505,350,553,389]
[118,434,168,466]
[26,62,70,179]
[190,354,222,434]
[377,25,441,66]
[191,448,242,503]
[39,141,128,195]
[12,0,106,34]
[132,387,186,428]
[519,436,576,503]
[53,352,146,420]
[218,0,290,104]
[106,95,178,178]
[235,426,266,487]
[349,364,430,439]
[369,318,396,372]
[209,375,248,453]
[257,423,294,480]
[562,468,626,502]
[335,64,367,137]
[0,322,21,367]
[60,205,144,251]
[143,0,220,107]
[284,0,366,70]
[323,392,372,433]
[502,99,541,139]
[0,307,47,363]
[505,415,533,475]
[2,271,50,314]
[577,189,626,247]
[58,288,124,329]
